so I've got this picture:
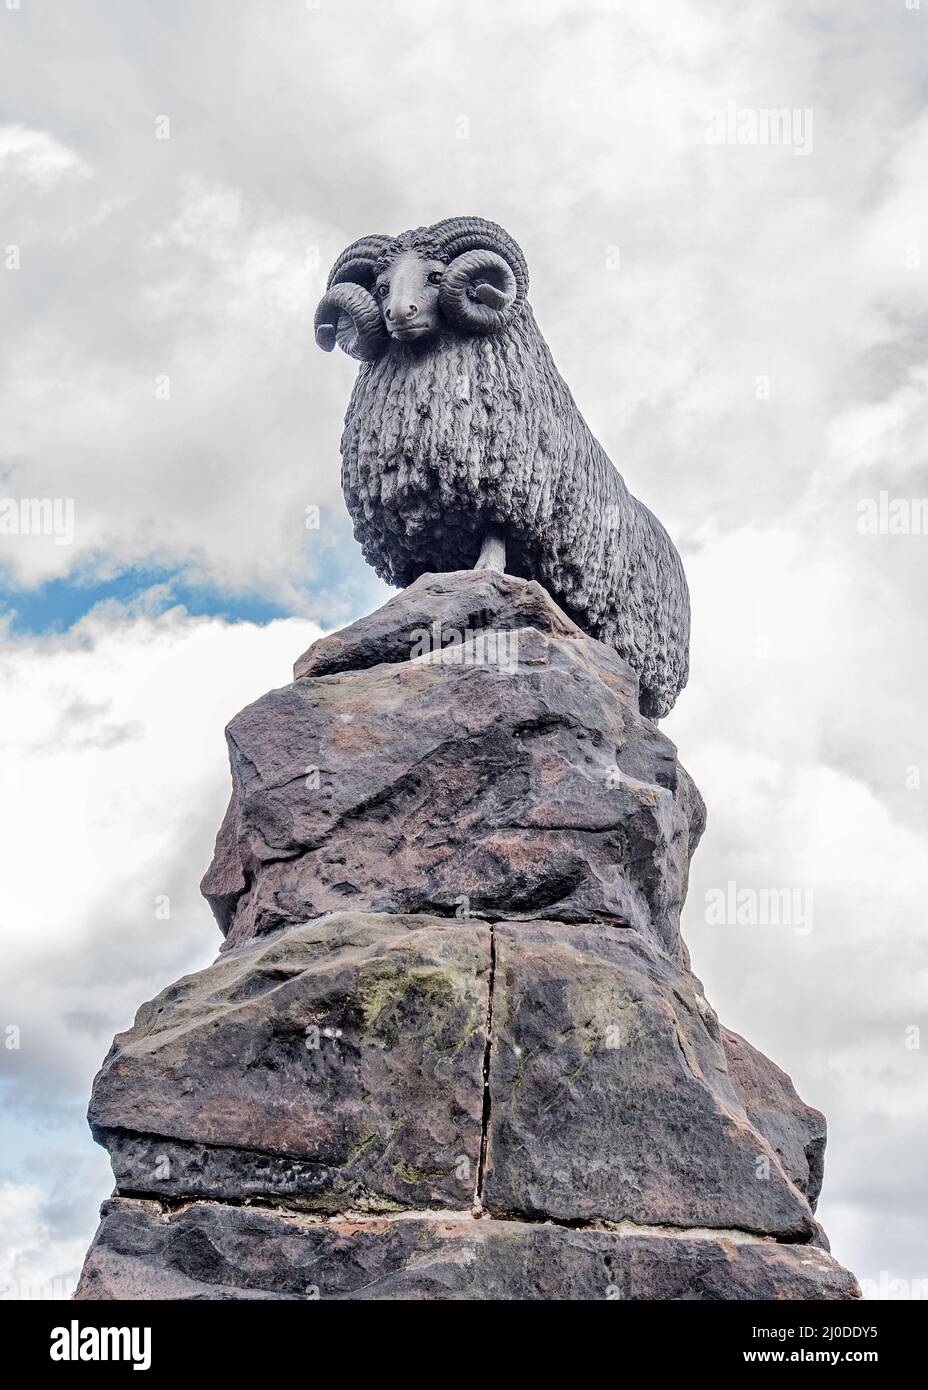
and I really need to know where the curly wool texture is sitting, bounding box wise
[339,303,689,719]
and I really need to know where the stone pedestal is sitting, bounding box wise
[75,572,859,1300]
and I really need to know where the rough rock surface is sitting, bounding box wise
[76,570,859,1300]
[84,911,825,1241]
[202,571,704,960]
[293,568,591,682]
[76,1198,859,1302]
[722,1026,827,1211]
[483,923,818,1237]
[88,916,489,1214]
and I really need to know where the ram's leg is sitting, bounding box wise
[474,527,507,572]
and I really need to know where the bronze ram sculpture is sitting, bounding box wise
[315,216,690,718]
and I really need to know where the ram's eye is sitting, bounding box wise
[427,271,443,285]
[376,283,389,298]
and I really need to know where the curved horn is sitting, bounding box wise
[325,234,393,290]
[316,232,394,358]
[431,216,527,294]
[314,282,388,360]
[439,248,518,335]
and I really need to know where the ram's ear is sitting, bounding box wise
[314,283,388,360]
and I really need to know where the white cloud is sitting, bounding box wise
[0,125,91,189]
[0,607,326,1298]
[667,515,928,1286]
[0,1180,89,1301]
[1,0,926,598]
[0,606,320,1253]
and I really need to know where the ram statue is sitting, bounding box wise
[315,216,689,718]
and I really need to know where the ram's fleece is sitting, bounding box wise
[315,216,690,718]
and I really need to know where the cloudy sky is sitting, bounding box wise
[1,0,926,1298]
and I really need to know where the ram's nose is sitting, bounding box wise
[385,300,419,326]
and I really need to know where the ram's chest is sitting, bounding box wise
[345,358,501,489]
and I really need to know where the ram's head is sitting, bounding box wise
[314,216,528,360]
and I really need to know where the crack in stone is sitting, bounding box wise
[473,922,497,1213]
[109,1192,814,1250]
